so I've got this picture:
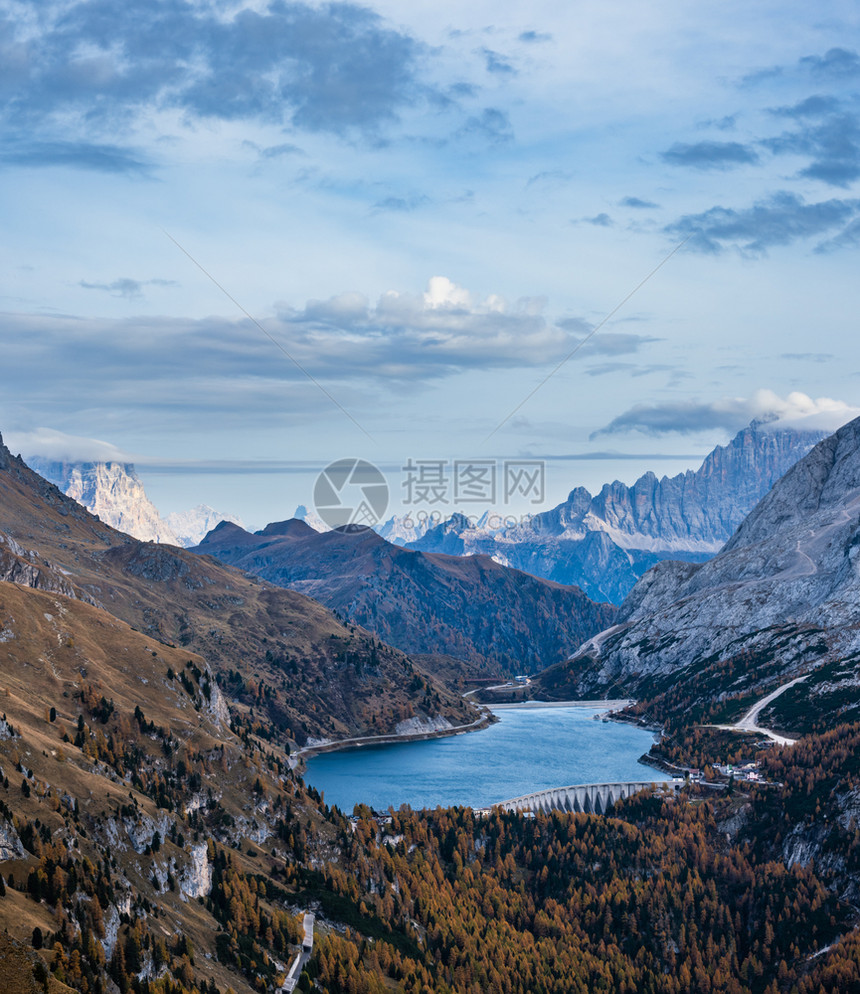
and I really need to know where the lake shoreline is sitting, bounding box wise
[295,711,495,763]
[490,698,633,711]
[296,699,635,765]
[303,702,669,812]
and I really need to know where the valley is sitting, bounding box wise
[4,419,860,993]
[193,519,616,681]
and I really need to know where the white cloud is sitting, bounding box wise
[764,391,860,433]
[423,276,473,309]
[6,427,134,463]
[593,389,860,438]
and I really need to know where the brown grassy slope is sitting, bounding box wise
[195,521,618,678]
[0,578,350,994]
[0,436,477,742]
[0,932,77,994]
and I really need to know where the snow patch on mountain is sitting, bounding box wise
[165,505,245,547]
[376,514,432,545]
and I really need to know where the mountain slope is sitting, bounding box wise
[3,568,859,994]
[533,416,860,731]
[0,569,356,994]
[408,420,829,602]
[6,446,860,994]
[1,434,477,744]
[194,520,617,679]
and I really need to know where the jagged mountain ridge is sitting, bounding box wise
[1,434,477,743]
[407,421,829,603]
[533,415,860,731]
[194,518,617,678]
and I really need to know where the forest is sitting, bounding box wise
[7,721,860,992]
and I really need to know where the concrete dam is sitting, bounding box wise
[496,780,678,815]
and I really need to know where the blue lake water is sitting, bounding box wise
[303,705,668,812]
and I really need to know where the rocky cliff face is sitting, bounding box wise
[537,416,860,730]
[0,532,79,600]
[408,421,829,603]
[27,458,180,545]
[24,458,244,549]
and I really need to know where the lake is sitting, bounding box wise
[303,705,668,812]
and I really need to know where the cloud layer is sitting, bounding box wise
[1,0,430,141]
[4,427,133,463]
[0,277,656,428]
[666,192,860,255]
[592,390,860,438]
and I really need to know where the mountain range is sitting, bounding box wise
[533,414,860,733]
[193,518,616,680]
[2,435,476,745]
[406,420,830,603]
[24,419,828,610]
[6,417,860,993]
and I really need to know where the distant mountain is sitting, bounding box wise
[27,457,180,544]
[408,420,830,603]
[194,519,617,679]
[164,503,245,547]
[26,456,244,549]
[533,415,860,733]
[293,503,330,533]
[376,513,432,545]
[4,435,476,743]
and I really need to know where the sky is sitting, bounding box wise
[2,0,860,528]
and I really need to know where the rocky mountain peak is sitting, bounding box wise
[409,419,832,603]
[549,414,860,715]
[27,457,180,545]
[256,518,317,538]
[164,503,245,546]
[724,414,860,554]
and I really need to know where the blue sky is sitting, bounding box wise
[2,0,860,526]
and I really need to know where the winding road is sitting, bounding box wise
[711,674,808,746]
